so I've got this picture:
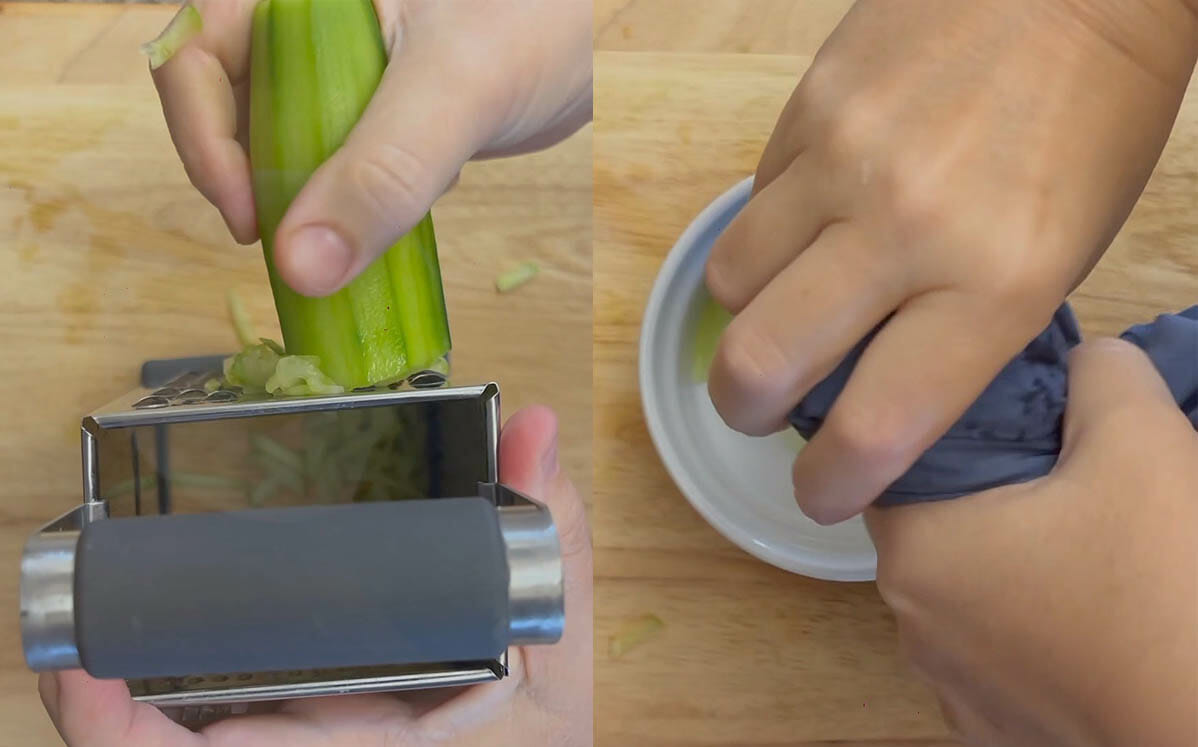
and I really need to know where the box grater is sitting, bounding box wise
[19,358,565,726]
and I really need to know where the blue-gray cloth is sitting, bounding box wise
[788,305,1198,506]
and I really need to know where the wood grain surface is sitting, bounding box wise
[0,3,591,744]
[593,2,1198,746]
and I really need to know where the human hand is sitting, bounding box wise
[866,339,1197,747]
[39,405,593,747]
[704,0,1198,523]
[151,0,591,295]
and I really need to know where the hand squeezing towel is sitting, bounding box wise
[788,305,1198,506]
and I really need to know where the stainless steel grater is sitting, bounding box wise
[19,360,565,726]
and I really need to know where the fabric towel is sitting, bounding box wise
[788,305,1198,506]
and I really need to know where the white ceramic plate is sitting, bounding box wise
[639,177,878,582]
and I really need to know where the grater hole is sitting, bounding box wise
[133,396,170,410]
[176,388,207,403]
[408,371,447,389]
[205,390,238,402]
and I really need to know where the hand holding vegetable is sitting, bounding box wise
[867,340,1198,747]
[151,0,591,297]
[39,406,593,747]
[704,0,1198,524]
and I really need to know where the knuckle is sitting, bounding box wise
[711,322,792,432]
[821,96,882,165]
[1073,336,1141,362]
[703,252,743,313]
[871,518,942,635]
[883,166,952,240]
[348,142,432,225]
[874,553,917,612]
[553,489,593,566]
[793,57,841,113]
[799,500,846,527]
[822,403,912,473]
[973,266,1062,332]
[986,256,1054,301]
[179,144,226,206]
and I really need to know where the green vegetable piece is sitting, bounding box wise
[250,433,304,473]
[249,0,451,389]
[105,474,156,499]
[495,261,540,293]
[169,472,248,492]
[265,355,345,396]
[140,3,203,70]
[609,614,665,658]
[249,475,282,507]
[223,342,282,392]
[226,289,258,349]
[690,291,733,383]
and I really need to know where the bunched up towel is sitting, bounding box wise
[788,305,1198,506]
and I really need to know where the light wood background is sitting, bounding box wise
[593,1,1197,746]
[0,3,591,744]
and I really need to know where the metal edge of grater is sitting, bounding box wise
[18,360,565,726]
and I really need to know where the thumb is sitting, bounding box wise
[496,406,592,687]
[497,405,592,593]
[1057,338,1188,465]
[40,671,201,747]
[273,42,488,297]
[866,338,1187,553]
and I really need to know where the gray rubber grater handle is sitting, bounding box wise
[74,498,510,679]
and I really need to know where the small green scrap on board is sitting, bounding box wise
[495,261,540,293]
[609,614,665,658]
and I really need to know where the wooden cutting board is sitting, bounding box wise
[0,4,591,744]
[593,2,1198,745]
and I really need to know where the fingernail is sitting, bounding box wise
[286,225,352,296]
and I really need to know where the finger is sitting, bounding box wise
[705,154,837,314]
[1059,338,1188,460]
[498,406,592,617]
[417,649,525,741]
[496,406,592,691]
[791,290,1037,524]
[708,223,907,436]
[46,671,201,747]
[498,405,560,497]
[205,693,422,745]
[222,409,576,743]
[752,79,808,196]
[371,408,578,740]
[151,2,258,244]
[272,38,489,297]
[274,692,421,722]
[37,673,63,738]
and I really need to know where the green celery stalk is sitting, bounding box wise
[249,0,451,390]
[140,4,203,70]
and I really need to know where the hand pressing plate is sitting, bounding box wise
[639,177,878,582]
